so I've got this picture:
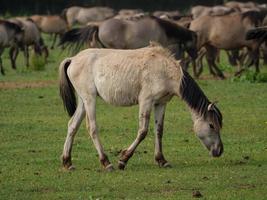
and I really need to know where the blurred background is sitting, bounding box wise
[1,0,266,15]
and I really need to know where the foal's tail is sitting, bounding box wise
[59,25,99,51]
[59,58,76,117]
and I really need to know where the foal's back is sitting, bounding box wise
[67,46,182,106]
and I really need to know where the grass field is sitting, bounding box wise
[0,35,267,200]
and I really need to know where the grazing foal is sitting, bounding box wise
[59,44,223,171]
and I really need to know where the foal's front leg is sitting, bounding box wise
[118,99,152,170]
[154,104,171,168]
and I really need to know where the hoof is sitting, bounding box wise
[118,160,126,170]
[218,75,225,80]
[63,165,75,171]
[157,161,172,168]
[105,164,114,172]
[161,162,172,168]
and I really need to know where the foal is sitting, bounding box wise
[59,44,223,171]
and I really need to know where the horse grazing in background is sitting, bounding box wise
[30,15,68,49]
[191,5,235,19]
[61,6,116,27]
[0,20,24,75]
[59,16,198,60]
[190,11,266,78]
[8,18,48,68]
[59,43,223,171]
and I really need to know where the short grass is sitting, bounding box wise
[0,35,267,199]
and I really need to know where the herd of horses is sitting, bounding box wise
[0,1,267,77]
[1,1,267,171]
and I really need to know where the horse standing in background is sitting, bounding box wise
[59,44,223,171]
[8,17,48,67]
[0,20,24,75]
[61,6,116,27]
[59,16,198,60]
[30,15,68,49]
[190,11,266,78]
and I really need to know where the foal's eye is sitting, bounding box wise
[209,124,215,129]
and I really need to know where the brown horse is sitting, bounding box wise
[191,5,235,19]
[59,16,198,60]
[61,6,116,27]
[0,20,24,75]
[190,11,266,78]
[30,15,68,49]
[59,44,223,171]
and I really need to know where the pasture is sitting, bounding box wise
[0,35,267,200]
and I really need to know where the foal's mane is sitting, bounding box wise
[151,16,195,42]
[179,70,223,130]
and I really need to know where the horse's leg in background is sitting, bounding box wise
[154,103,171,168]
[84,93,114,171]
[0,49,5,75]
[39,37,49,62]
[263,42,267,64]
[206,45,225,79]
[62,97,85,170]
[227,50,239,66]
[235,47,259,76]
[252,47,260,73]
[50,33,57,49]
[9,46,18,69]
[118,98,152,170]
[23,46,29,67]
[194,48,206,78]
[205,52,216,76]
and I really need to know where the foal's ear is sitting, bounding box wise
[208,101,218,111]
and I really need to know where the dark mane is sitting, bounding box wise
[242,11,265,27]
[2,20,23,33]
[151,16,195,42]
[179,70,223,129]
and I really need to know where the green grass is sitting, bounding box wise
[0,35,267,199]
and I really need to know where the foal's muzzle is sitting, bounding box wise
[210,142,224,157]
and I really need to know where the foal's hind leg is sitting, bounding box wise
[118,98,152,170]
[62,97,85,170]
[83,95,114,171]
[154,104,171,168]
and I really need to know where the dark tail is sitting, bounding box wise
[246,27,267,40]
[59,58,76,117]
[59,25,99,51]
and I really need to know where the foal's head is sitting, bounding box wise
[193,103,223,157]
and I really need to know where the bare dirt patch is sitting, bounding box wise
[0,80,57,89]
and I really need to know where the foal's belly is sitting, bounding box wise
[93,68,141,106]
